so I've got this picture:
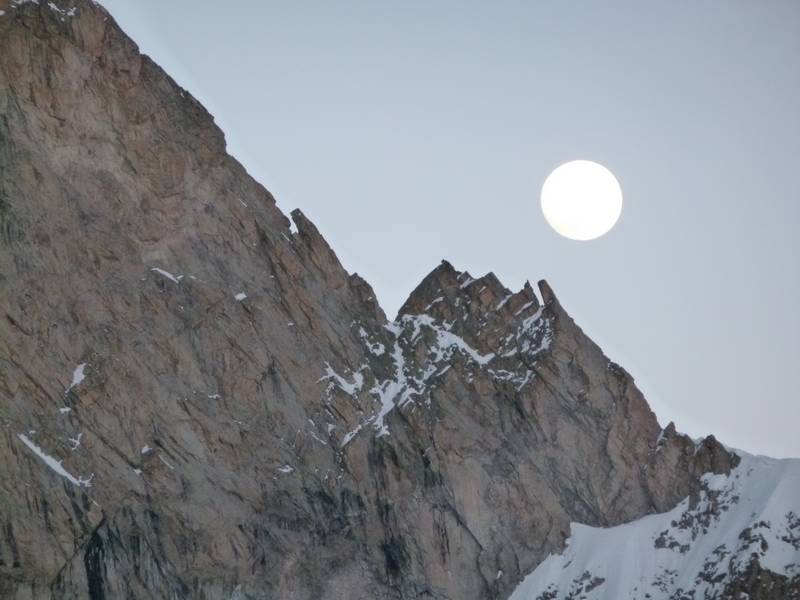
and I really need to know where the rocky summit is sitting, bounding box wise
[0,2,797,599]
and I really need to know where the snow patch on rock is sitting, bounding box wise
[17,434,93,488]
[331,306,552,447]
[150,267,183,284]
[64,363,87,395]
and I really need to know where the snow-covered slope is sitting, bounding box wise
[510,452,800,599]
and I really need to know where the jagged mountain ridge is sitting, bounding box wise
[0,1,796,599]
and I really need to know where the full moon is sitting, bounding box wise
[540,160,623,241]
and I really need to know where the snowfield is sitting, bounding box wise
[510,452,800,599]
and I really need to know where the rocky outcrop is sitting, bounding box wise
[0,2,789,599]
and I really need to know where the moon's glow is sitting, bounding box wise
[541,160,623,241]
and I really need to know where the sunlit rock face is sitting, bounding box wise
[0,2,792,599]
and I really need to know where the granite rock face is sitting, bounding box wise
[0,2,785,599]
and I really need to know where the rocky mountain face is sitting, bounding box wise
[0,2,796,599]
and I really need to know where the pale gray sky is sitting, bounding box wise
[100,1,800,458]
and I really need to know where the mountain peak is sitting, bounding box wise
[0,4,794,600]
[399,260,540,331]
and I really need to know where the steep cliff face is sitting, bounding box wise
[0,2,793,599]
